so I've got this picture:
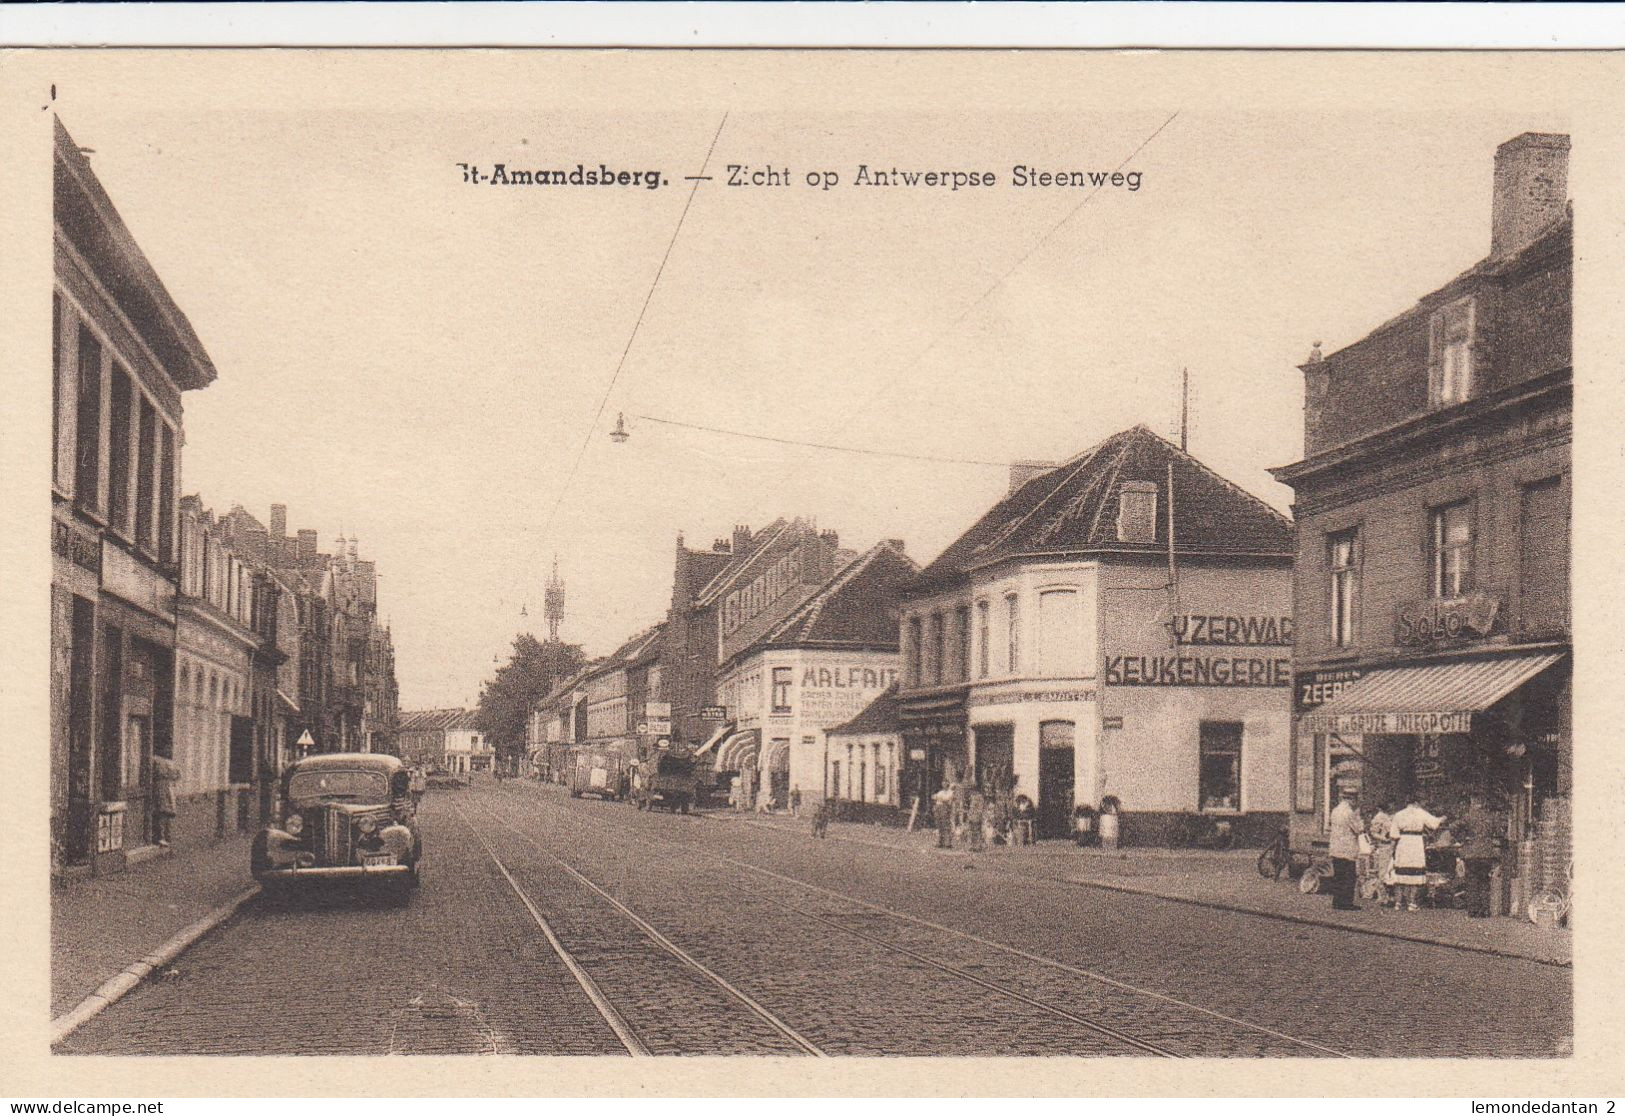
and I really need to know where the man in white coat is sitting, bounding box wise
[1327,784,1366,911]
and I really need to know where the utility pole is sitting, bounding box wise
[1180,367,1189,453]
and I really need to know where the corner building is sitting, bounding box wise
[1272,133,1572,894]
[900,427,1295,843]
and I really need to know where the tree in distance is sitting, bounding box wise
[476,634,586,772]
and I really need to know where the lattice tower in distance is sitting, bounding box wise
[544,555,565,642]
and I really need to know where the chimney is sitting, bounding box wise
[1491,132,1569,260]
[885,538,906,554]
[713,538,730,553]
[819,529,839,550]
[732,524,752,553]
[270,503,287,539]
[296,529,318,562]
[349,538,359,561]
[1009,460,1055,495]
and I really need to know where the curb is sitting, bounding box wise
[1056,874,1573,969]
[707,812,1570,968]
[50,883,262,1047]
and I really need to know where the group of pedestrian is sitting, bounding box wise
[928,776,1032,851]
[1326,783,1505,916]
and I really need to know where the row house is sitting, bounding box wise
[530,663,598,783]
[50,119,216,875]
[711,541,916,812]
[1271,132,1572,908]
[174,497,263,842]
[900,426,1296,843]
[397,709,464,769]
[259,516,400,758]
[442,711,491,775]
[662,518,856,759]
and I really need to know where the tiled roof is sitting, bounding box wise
[586,624,667,680]
[761,541,918,649]
[694,520,791,605]
[828,684,900,736]
[912,425,1292,592]
[397,708,471,733]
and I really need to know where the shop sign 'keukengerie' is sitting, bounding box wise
[1104,653,1291,688]
[1300,710,1474,735]
[1396,592,1501,647]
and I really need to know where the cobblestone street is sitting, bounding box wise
[57,782,1572,1057]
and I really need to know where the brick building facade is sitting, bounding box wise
[1272,133,1572,909]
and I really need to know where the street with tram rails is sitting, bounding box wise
[57,780,1569,1058]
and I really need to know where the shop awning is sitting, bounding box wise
[1300,652,1564,735]
[692,722,733,757]
[715,729,760,771]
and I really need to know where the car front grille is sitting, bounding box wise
[323,804,351,865]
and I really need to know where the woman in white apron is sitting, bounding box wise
[1388,798,1446,911]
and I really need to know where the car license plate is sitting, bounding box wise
[361,853,397,868]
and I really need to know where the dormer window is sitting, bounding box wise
[1117,481,1158,543]
[1429,296,1476,407]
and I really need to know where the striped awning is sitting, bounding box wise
[715,730,760,771]
[1300,651,1564,735]
[692,721,733,757]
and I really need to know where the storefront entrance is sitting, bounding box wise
[1037,720,1075,839]
[973,724,1013,795]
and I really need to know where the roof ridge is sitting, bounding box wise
[1139,425,1293,530]
[979,430,1124,556]
[1077,435,1136,546]
[766,542,885,642]
[694,518,791,603]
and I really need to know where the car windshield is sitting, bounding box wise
[288,769,390,802]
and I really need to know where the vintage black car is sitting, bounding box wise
[252,752,422,896]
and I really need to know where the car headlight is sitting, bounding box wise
[285,813,304,836]
[359,816,377,834]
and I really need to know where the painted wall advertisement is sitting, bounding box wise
[1105,613,1292,688]
[798,662,899,726]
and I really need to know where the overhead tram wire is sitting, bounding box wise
[534,112,730,549]
[628,412,1008,468]
[738,109,1183,521]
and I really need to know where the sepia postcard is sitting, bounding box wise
[2,41,1623,1099]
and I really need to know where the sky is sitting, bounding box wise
[44,53,1568,709]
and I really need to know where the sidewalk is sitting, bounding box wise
[708,810,1572,967]
[51,832,259,1022]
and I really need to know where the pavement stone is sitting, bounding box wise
[707,809,1573,966]
[51,831,257,1018]
[58,782,1571,1057]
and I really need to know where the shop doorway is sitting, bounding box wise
[65,595,96,865]
[122,712,152,848]
[1038,721,1075,839]
[768,739,790,807]
[974,724,1014,795]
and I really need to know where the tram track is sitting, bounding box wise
[493,786,1353,1058]
[470,794,1192,1056]
[451,797,823,1056]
